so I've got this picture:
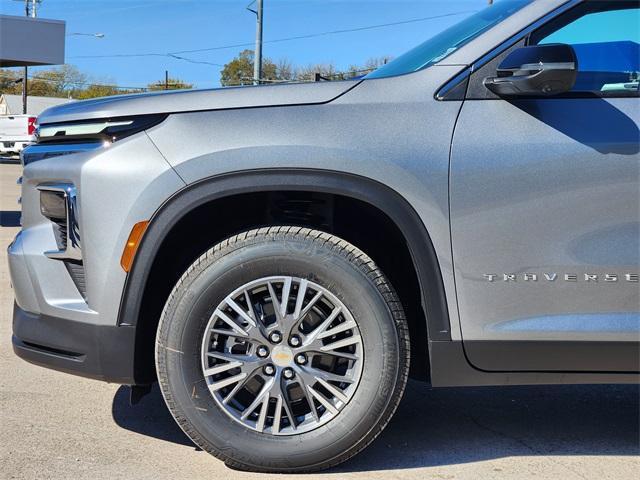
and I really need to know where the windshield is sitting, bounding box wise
[366,0,533,79]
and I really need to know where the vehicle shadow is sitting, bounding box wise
[0,211,21,227]
[112,381,640,471]
[510,98,640,155]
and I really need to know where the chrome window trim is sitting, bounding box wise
[435,0,582,101]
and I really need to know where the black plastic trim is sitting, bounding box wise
[117,169,452,346]
[12,303,137,384]
[464,340,640,373]
[429,341,640,387]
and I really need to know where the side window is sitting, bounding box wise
[530,2,639,96]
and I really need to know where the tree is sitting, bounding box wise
[75,84,125,99]
[0,69,22,95]
[220,49,281,86]
[147,77,193,91]
[28,65,88,97]
[219,51,395,86]
[363,55,393,71]
[295,62,341,82]
[275,58,295,82]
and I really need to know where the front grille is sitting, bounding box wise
[52,219,67,251]
[65,261,87,300]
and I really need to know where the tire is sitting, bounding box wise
[155,226,410,473]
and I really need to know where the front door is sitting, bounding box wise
[450,1,640,372]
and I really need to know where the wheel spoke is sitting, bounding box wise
[296,290,323,322]
[208,372,247,392]
[272,395,283,434]
[222,368,256,404]
[255,394,270,432]
[296,370,321,422]
[310,349,358,361]
[202,275,363,435]
[316,319,357,340]
[267,282,283,323]
[292,279,309,319]
[306,385,339,415]
[206,351,248,363]
[315,377,349,403]
[212,309,249,336]
[203,360,243,377]
[280,277,292,318]
[304,364,355,384]
[241,377,274,421]
[303,306,342,344]
[320,334,361,352]
[225,297,257,328]
[281,389,298,431]
[242,290,258,321]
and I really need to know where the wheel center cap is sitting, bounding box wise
[271,345,294,367]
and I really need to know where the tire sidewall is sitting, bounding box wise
[157,235,402,470]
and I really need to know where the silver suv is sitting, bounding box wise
[8,0,639,473]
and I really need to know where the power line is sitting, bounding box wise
[69,11,476,62]
[174,11,476,55]
[0,72,150,91]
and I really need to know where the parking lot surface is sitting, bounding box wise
[1,163,638,480]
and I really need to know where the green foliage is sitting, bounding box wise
[0,69,22,95]
[220,49,281,86]
[147,77,194,91]
[0,65,137,99]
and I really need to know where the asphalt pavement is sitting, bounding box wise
[1,163,638,480]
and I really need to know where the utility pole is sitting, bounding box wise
[22,0,38,114]
[21,0,41,113]
[247,0,263,85]
[165,70,169,90]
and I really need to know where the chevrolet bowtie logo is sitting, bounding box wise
[483,273,639,283]
[273,352,291,362]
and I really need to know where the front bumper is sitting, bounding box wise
[7,131,185,385]
[12,303,137,384]
[0,141,30,154]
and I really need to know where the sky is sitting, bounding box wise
[0,0,488,89]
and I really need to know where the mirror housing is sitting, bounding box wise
[484,44,578,97]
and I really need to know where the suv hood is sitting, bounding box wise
[37,80,361,125]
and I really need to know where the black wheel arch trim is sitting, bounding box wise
[116,168,452,344]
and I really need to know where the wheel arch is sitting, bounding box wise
[117,169,451,383]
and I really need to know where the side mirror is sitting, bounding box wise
[484,44,577,97]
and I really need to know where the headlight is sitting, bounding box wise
[39,190,67,220]
[36,113,167,144]
[22,113,167,166]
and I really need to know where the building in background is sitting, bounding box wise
[0,14,65,114]
[0,94,74,116]
[0,15,65,67]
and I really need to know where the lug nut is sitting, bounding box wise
[256,345,269,358]
[283,368,295,380]
[269,331,283,344]
[263,364,276,376]
[295,353,307,365]
[289,335,301,347]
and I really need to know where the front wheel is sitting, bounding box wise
[155,227,409,472]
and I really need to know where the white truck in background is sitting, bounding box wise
[0,115,37,156]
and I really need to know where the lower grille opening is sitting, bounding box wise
[53,220,67,250]
[65,261,87,300]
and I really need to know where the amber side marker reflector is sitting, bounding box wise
[121,220,149,272]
